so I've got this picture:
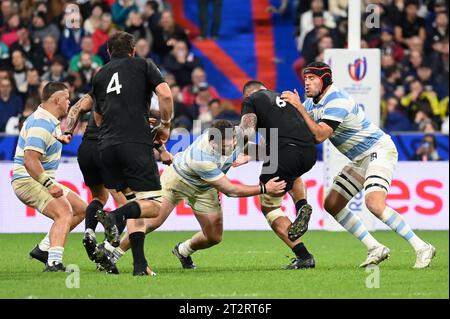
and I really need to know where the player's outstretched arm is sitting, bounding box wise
[57,94,94,144]
[209,176,286,198]
[281,89,334,144]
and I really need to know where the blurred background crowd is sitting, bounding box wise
[0,0,448,160]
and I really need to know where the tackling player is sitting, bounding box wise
[101,120,286,269]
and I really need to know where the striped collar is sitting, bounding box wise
[36,105,60,125]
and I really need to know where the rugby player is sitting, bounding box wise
[281,62,436,268]
[11,82,87,272]
[237,80,318,269]
[91,31,173,275]
[101,120,286,269]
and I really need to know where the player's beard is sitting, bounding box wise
[305,88,320,100]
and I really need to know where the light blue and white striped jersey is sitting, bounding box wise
[12,106,62,181]
[303,84,385,160]
[172,133,243,190]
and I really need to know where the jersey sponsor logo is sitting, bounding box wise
[348,57,367,82]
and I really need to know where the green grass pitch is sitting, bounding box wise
[0,231,448,299]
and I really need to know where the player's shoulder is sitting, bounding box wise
[323,86,353,109]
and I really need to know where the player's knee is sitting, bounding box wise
[365,195,385,215]
[54,207,73,224]
[207,233,222,245]
[324,199,339,216]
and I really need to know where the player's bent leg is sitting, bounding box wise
[66,191,87,231]
[172,211,223,270]
[288,177,313,241]
[119,197,176,253]
[85,184,109,234]
[42,197,73,271]
[325,169,388,267]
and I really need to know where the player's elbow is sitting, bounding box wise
[314,134,327,144]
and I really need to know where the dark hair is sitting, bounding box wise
[146,0,159,12]
[51,55,66,68]
[208,119,234,141]
[242,80,265,95]
[208,98,221,107]
[41,82,68,101]
[107,31,135,57]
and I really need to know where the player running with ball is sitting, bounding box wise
[281,62,436,268]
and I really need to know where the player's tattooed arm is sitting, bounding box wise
[57,95,93,144]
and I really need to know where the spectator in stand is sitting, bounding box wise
[30,10,60,44]
[112,0,139,29]
[370,27,404,62]
[414,107,438,132]
[92,13,115,54]
[402,50,424,81]
[69,36,103,72]
[401,78,440,123]
[395,0,426,48]
[134,38,160,64]
[382,64,402,98]
[182,67,219,107]
[24,68,41,99]
[83,3,104,35]
[297,0,336,51]
[76,52,99,90]
[10,25,45,74]
[0,0,15,30]
[426,11,448,54]
[329,0,348,23]
[163,40,202,88]
[4,95,38,135]
[302,12,340,58]
[39,35,58,75]
[1,13,21,47]
[192,82,214,122]
[150,10,190,59]
[59,8,86,60]
[0,77,23,133]
[125,10,152,44]
[10,49,32,97]
[198,0,223,40]
[41,56,67,82]
[209,98,240,124]
[411,134,442,161]
[383,96,415,132]
[144,0,161,30]
[430,37,449,96]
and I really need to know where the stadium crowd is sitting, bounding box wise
[0,0,448,137]
[293,0,449,134]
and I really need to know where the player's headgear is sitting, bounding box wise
[303,62,333,96]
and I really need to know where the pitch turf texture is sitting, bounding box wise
[0,231,448,299]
